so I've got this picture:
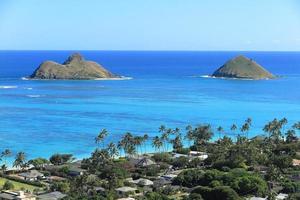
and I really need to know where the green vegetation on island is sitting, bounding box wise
[30,53,120,80]
[212,55,275,80]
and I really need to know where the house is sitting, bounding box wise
[19,170,44,181]
[115,187,137,198]
[127,178,153,186]
[249,193,289,200]
[129,157,156,168]
[189,151,208,160]
[37,191,66,200]
[292,159,300,166]
[0,191,36,200]
[44,161,86,177]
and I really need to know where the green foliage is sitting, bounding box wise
[288,192,300,200]
[3,180,14,190]
[51,181,70,193]
[28,157,49,169]
[152,153,172,163]
[281,180,300,193]
[174,168,268,197]
[138,192,170,200]
[172,156,189,169]
[50,154,74,165]
[184,193,204,200]
[192,186,241,200]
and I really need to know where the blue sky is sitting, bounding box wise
[0,0,300,50]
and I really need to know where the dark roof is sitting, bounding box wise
[19,170,43,178]
[38,191,67,200]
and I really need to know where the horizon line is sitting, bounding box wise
[1,49,300,52]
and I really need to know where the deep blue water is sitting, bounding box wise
[0,51,299,162]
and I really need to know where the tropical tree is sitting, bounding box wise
[133,136,143,155]
[107,142,119,159]
[1,149,11,167]
[95,129,108,149]
[152,136,163,153]
[285,130,297,143]
[263,118,283,143]
[142,134,149,154]
[240,122,250,139]
[231,124,238,141]
[171,135,183,152]
[217,126,224,139]
[120,132,135,157]
[292,121,300,134]
[28,157,49,169]
[13,152,26,170]
[160,132,170,152]
[159,125,166,133]
[185,125,194,146]
[279,117,288,133]
[191,124,213,147]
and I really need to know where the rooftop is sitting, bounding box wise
[37,191,67,200]
[19,170,43,178]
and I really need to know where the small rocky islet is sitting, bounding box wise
[30,53,120,80]
[211,55,275,80]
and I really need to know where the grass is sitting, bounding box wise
[0,177,42,192]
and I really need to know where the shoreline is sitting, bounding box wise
[21,76,133,81]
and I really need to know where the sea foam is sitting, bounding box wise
[0,86,18,89]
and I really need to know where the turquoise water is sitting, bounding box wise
[0,51,299,162]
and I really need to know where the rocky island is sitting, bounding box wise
[30,53,120,80]
[212,55,275,80]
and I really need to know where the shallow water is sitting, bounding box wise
[0,51,299,162]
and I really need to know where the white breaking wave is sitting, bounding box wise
[26,95,43,98]
[0,86,18,89]
[21,77,29,80]
[94,76,133,81]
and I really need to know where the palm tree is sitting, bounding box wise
[1,149,11,167]
[246,117,252,126]
[279,117,288,133]
[171,135,183,152]
[95,129,108,149]
[107,142,119,159]
[160,132,169,152]
[192,124,213,148]
[1,164,7,173]
[121,132,135,157]
[285,130,297,143]
[117,140,125,157]
[185,125,194,147]
[152,136,163,153]
[142,134,149,154]
[13,152,26,170]
[217,126,224,139]
[230,124,238,141]
[133,136,143,155]
[241,122,250,139]
[159,125,166,133]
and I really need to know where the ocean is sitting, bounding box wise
[0,51,299,163]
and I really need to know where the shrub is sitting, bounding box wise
[192,186,241,200]
[3,180,14,190]
[172,156,189,169]
[152,153,172,163]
